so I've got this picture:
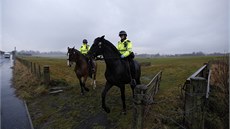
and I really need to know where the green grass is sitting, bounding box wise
[14,56,223,129]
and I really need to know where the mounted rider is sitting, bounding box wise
[80,39,90,55]
[80,39,95,75]
[117,30,136,86]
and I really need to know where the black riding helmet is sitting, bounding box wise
[83,39,88,43]
[119,30,127,37]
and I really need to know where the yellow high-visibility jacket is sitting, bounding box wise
[80,44,90,55]
[117,39,133,57]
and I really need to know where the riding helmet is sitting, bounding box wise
[119,30,127,36]
[83,39,88,43]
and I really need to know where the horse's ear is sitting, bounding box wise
[101,35,105,39]
[68,47,69,50]
[73,46,75,49]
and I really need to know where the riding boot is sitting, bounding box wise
[87,58,93,78]
[129,60,136,86]
[92,62,95,73]
[89,58,95,72]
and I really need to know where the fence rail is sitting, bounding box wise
[132,71,162,129]
[183,63,211,129]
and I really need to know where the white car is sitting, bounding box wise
[4,53,11,58]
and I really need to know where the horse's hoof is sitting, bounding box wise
[102,106,110,113]
[81,93,84,96]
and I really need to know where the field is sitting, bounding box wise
[13,56,227,129]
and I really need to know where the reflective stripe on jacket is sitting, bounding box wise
[117,39,132,57]
[80,44,90,55]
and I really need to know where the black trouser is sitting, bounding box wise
[86,57,95,77]
[128,59,135,79]
[88,58,95,71]
[125,52,135,80]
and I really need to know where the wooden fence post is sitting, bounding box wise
[132,71,162,129]
[188,77,207,129]
[43,66,50,85]
[30,62,33,73]
[132,84,146,129]
[38,65,41,78]
[33,63,36,75]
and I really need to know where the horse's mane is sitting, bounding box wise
[73,48,87,59]
[73,48,81,55]
[100,38,121,56]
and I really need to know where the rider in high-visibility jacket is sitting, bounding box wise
[80,39,95,76]
[117,30,136,86]
[117,38,133,58]
[80,39,90,55]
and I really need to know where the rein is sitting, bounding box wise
[102,57,121,60]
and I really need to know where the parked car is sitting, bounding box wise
[4,53,11,58]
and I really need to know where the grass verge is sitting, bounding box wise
[13,56,228,129]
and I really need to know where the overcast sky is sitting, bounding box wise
[1,0,229,54]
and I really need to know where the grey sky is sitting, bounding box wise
[1,0,229,54]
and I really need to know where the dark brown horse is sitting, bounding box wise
[67,47,97,95]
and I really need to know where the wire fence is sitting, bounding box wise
[16,56,50,84]
[132,63,211,129]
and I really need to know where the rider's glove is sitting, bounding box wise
[121,55,125,58]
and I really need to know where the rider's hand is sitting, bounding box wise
[121,55,125,58]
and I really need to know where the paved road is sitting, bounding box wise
[1,57,32,129]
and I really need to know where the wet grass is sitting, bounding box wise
[13,56,223,129]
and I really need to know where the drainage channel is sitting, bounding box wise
[1,58,33,129]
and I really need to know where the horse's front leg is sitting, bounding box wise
[102,81,112,113]
[120,84,126,115]
[91,61,97,89]
[78,77,84,95]
[82,76,89,92]
[130,83,135,98]
[92,69,97,89]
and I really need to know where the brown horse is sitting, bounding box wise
[67,47,97,95]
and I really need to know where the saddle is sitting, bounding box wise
[128,60,136,86]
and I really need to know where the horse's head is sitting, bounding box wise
[88,35,105,59]
[67,47,75,67]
